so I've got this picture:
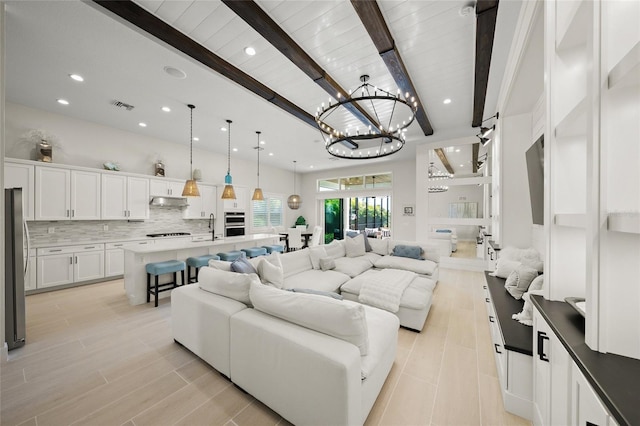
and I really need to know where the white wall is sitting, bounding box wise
[5,102,301,227]
[296,158,416,241]
[428,184,484,240]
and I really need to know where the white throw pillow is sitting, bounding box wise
[368,238,389,256]
[258,256,284,288]
[308,246,328,270]
[504,265,539,300]
[345,233,366,258]
[490,258,521,279]
[529,274,544,292]
[208,259,232,271]
[325,239,346,259]
[249,281,369,355]
[198,267,260,305]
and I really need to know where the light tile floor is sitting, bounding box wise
[1,269,530,426]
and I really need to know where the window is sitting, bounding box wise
[251,194,283,230]
[318,173,392,192]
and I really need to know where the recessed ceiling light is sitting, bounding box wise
[138,122,147,127]
[309,165,314,168]
[161,106,171,112]
[193,137,199,141]
[443,98,452,104]
[455,148,460,152]
[232,148,238,152]
[69,74,84,82]
[260,140,265,145]
[163,66,186,79]
[269,152,274,156]
[57,99,69,105]
[244,46,256,56]
[220,127,227,132]
[460,164,464,167]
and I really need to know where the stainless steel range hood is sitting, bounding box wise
[149,196,188,207]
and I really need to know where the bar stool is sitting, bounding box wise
[261,244,285,254]
[186,254,220,283]
[145,260,185,307]
[217,251,246,261]
[240,247,268,258]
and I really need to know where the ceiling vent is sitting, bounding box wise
[111,100,135,111]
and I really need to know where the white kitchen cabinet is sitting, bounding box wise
[571,363,618,426]
[37,253,74,288]
[70,170,101,220]
[25,255,37,291]
[4,161,35,221]
[73,247,104,282]
[105,240,153,277]
[221,185,247,211]
[149,178,184,197]
[101,174,149,220]
[184,184,216,219]
[35,166,71,220]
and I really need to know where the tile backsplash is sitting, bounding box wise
[27,206,211,246]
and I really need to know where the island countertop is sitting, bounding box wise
[123,233,280,254]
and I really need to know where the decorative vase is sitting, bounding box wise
[37,141,52,162]
[155,161,165,177]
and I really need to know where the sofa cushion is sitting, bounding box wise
[374,256,438,276]
[208,259,232,271]
[309,246,327,270]
[361,252,382,265]
[319,257,336,271]
[391,244,423,260]
[333,256,373,278]
[360,305,400,380]
[345,234,366,258]
[347,232,372,252]
[198,267,260,305]
[249,282,369,355]
[368,238,389,256]
[325,239,346,259]
[280,249,313,278]
[283,269,350,293]
[258,257,284,289]
[287,288,343,300]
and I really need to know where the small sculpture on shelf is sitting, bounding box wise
[21,129,58,162]
[103,162,120,171]
[155,160,165,177]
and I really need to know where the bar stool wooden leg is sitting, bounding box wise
[155,275,159,307]
[146,273,150,303]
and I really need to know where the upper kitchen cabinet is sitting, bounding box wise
[35,166,101,220]
[4,160,35,220]
[149,178,185,197]
[101,174,149,220]
[183,183,216,219]
[220,185,247,212]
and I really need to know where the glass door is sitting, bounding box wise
[324,199,343,243]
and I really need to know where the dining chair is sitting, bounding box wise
[287,227,304,251]
[309,225,323,247]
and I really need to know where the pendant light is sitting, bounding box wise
[252,131,264,201]
[221,119,236,200]
[182,104,200,197]
[287,160,301,209]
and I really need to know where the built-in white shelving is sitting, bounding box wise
[556,0,588,51]
[554,213,586,228]
[607,213,640,234]
[555,97,586,138]
[608,41,640,89]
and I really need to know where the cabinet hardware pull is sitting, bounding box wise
[50,249,62,252]
[487,246,490,255]
[494,343,502,354]
[74,256,77,264]
[483,285,487,289]
[489,315,495,323]
[67,209,70,217]
[85,246,95,249]
[69,257,73,264]
[485,297,490,303]
[490,252,495,261]
[537,331,550,362]
[114,244,123,247]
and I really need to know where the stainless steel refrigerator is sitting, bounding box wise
[5,188,26,350]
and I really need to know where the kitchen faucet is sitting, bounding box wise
[209,214,215,240]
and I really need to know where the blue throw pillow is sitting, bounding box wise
[230,256,257,274]
[288,288,344,300]
[392,244,423,260]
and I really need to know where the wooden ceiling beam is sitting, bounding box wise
[91,0,319,130]
[472,0,499,127]
[472,143,480,173]
[222,0,379,131]
[351,0,434,136]
[434,148,455,175]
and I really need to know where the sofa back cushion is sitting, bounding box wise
[249,281,369,355]
[345,234,366,258]
[198,267,260,305]
[280,248,313,278]
[368,238,389,255]
[325,239,346,259]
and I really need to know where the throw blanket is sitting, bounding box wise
[359,269,416,313]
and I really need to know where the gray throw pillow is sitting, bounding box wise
[231,256,257,274]
[287,288,343,300]
[504,265,539,299]
[319,257,336,271]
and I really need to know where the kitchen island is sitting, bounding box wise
[123,233,280,305]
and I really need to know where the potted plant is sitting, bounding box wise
[295,216,306,228]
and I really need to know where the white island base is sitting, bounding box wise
[124,234,279,305]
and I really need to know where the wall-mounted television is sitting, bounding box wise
[525,135,544,225]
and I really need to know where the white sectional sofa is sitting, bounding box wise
[171,235,444,425]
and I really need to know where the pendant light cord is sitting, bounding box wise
[188,104,195,179]
[256,131,261,187]
[226,119,232,175]
[293,160,297,193]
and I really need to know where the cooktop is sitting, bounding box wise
[146,232,191,238]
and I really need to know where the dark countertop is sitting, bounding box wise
[531,295,640,426]
[484,272,533,356]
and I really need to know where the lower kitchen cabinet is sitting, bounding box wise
[37,244,104,288]
[25,254,37,291]
[105,240,151,277]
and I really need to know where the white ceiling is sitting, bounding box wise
[4,0,521,173]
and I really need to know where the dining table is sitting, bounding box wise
[279,230,314,251]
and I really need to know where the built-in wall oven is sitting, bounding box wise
[224,212,245,237]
